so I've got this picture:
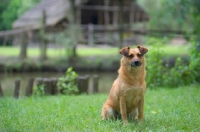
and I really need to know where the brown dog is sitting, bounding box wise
[101,45,148,125]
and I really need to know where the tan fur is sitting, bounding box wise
[101,45,148,125]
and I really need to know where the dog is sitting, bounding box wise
[101,45,148,125]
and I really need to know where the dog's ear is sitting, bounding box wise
[137,45,148,55]
[119,46,130,56]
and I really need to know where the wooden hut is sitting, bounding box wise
[13,0,149,31]
[12,0,149,55]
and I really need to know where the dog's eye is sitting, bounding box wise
[137,54,143,57]
[128,54,133,58]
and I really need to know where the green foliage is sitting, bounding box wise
[54,32,74,57]
[188,1,200,83]
[191,0,200,33]
[0,0,11,30]
[1,0,21,30]
[138,0,194,32]
[163,58,193,87]
[189,38,200,83]
[0,86,199,131]
[146,38,193,88]
[1,0,41,30]
[57,67,79,95]
[33,84,45,97]
[146,38,166,88]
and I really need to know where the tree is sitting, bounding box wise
[138,0,193,32]
[1,0,41,30]
[0,0,11,30]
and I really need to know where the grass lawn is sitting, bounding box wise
[0,44,190,58]
[0,85,199,131]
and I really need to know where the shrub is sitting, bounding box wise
[163,58,193,87]
[57,67,79,95]
[33,84,45,97]
[146,38,166,88]
[189,37,200,83]
[146,37,193,88]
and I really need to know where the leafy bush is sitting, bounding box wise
[189,37,200,83]
[33,84,45,97]
[146,38,194,88]
[1,0,42,30]
[146,38,166,88]
[57,67,79,95]
[163,58,193,87]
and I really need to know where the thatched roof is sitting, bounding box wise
[13,0,80,29]
[13,0,149,30]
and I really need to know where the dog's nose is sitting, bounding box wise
[131,60,141,67]
[135,60,140,65]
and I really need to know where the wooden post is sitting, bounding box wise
[76,5,81,24]
[77,75,89,94]
[36,78,43,86]
[51,78,58,95]
[43,78,52,95]
[69,0,78,57]
[25,78,34,96]
[113,6,118,45]
[136,11,139,23]
[88,24,94,45]
[40,10,47,60]
[104,0,110,25]
[0,83,3,97]
[19,32,28,59]
[14,79,20,99]
[104,0,110,45]
[113,10,118,25]
[118,0,124,49]
[92,75,99,93]
[3,36,8,46]
[129,1,134,26]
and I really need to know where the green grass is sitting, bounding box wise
[0,86,200,131]
[0,44,190,57]
[0,47,118,57]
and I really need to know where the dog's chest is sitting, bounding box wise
[124,87,144,108]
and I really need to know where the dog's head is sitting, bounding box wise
[119,45,148,68]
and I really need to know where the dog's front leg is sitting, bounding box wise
[138,96,144,121]
[120,96,128,125]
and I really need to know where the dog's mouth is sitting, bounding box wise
[131,60,141,67]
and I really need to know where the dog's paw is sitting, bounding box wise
[122,120,129,126]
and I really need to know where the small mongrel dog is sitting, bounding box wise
[101,45,148,125]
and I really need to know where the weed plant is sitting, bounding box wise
[33,84,45,97]
[57,67,79,95]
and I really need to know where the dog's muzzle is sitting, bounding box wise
[131,60,141,67]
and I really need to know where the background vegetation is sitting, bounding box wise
[0,0,41,30]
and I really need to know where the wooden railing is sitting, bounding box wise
[0,75,99,98]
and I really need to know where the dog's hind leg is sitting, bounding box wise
[101,104,117,120]
[129,108,138,121]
